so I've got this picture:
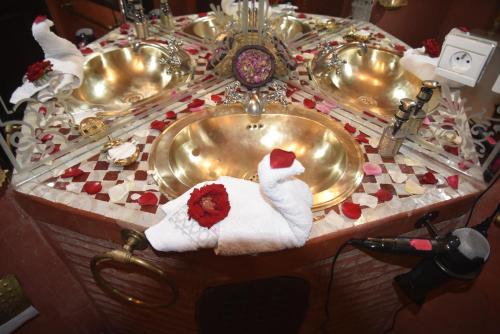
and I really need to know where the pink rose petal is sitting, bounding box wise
[446,175,459,189]
[363,162,382,176]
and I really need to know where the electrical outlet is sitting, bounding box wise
[435,30,497,87]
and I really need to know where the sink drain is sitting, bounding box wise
[357,95,378,107]
[122,93,144,104]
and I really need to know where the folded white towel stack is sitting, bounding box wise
[145,150,313,255]
[10,17,84,104]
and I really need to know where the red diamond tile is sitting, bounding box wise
[103,171,120,181]
[134,170,147,181]
[94,161,110,170]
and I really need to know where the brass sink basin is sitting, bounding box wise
[270,15,312,42]
[72,42,193,109]
[183,15,311,42]
[182,16,227,41]
[311,43,439,117]
[149,104,364,211]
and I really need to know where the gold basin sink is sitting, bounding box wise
[311,43,439,117]
[72,42,193,109]
[183,15,311,42]
[149,104,364,211]
[270,15,312,42]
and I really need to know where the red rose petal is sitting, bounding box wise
[355,133,369,143]
[486,136,497,145]
[420,172,438,185]
[40,133,53,143]
[393,44,406,53]
[303,98,316,109]
[83,181,102,195]
[138,192,158,206]
[61,167,84,178]
[165,111,177,119]
[328,41,339,47]
[120,23,130,30]
[49,144,60,155]
[341,202,361,219]
[39,106,47,115]
[297,13,307,19]
[188,98,205,109]
[295,55,304,62]
[446,175,459,189]
[344,123,356,134]
[270,148,296,169]
[150,120,167,131]
[211,94,223,104]
[34,15,47,24]
[375,189,393,202]
[80,47,93,55]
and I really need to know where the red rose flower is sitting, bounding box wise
[187,184,230,228]
[26,60,53,82]
[422,38,441,58]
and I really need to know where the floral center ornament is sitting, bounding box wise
[187,184,231,228]
[232,45,275,88]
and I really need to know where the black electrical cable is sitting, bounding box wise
[381,302,411,334]
[319,240,352,334]
[465,173,499,227]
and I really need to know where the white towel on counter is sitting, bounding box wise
[399,44,463,88]
[400,47,438,82]
[10,18,84,104]
[145,153,313,255]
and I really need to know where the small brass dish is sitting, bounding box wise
[103,138,140,167]
[79,117,108,140]
[149,104,364,211]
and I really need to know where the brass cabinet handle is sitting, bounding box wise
[90,229,178,308]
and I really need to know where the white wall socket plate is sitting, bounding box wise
[435,30,497,87]
[493,74,500,94]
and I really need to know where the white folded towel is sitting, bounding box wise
[10,17,84,104]
[400,46,463,88]
[145,152,313,255]
[400,47,438,82]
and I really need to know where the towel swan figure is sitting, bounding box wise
[145,149,313,255]
[10,17,84,104]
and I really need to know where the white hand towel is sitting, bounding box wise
[257,154,313,246]
[399,47,438,82]
[10,18,84,104]
[399,46,463,88]
[145,153,313,255]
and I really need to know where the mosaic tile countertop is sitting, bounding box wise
[15,13,484,240]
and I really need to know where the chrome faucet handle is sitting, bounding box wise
[325,51,347,75]
[223,82,245,105]
[264,80,288,107]
[158,36,183,74]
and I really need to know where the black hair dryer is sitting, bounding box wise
[350,212,491,305]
